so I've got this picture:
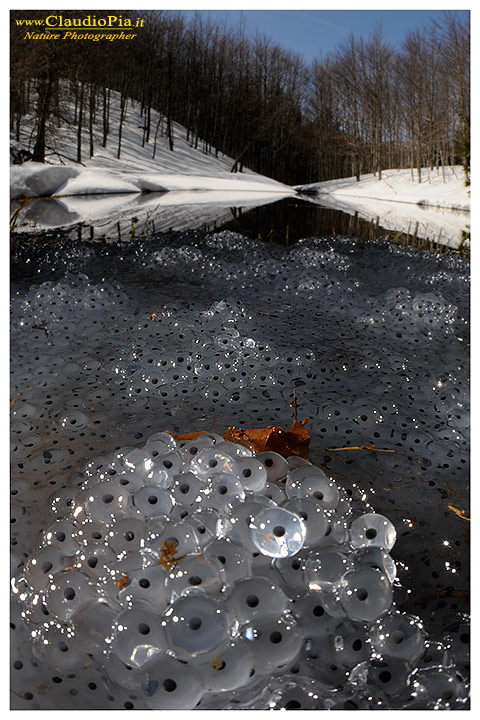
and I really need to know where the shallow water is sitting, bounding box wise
[10,228,469,709]
[11,192,469,251]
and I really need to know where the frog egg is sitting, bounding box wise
[73,518,110,548]
[286,465,339,509]
[368,611,426,664]
[256,451,288,482]
[308,618,371,671]
[250,506,306,558]
[339,566,393,623]
[42,518,80,555]
[333,486,353,521]
[291,592,342,640]
[265,676,331,710]
[154,450,185,478]
[325,518,351,548]
[145,431,178,456]
[146,519,201,561]
[215,440,253,459]
[166,553,224,601]
[50,486,79,519]
[171,472,206,507]
[217,496,275,552]
[116,446,155,477]
[186,508,221,548]
[354,547,397,583]
[117,564,169,612]
[443,615,470,668]
[111,607,167,669]
[349,513,397,552]
[189,447,237,480]
[282,497,332,548]
[145,462,177,489]
[263,480,287,504]
[204,538,252,586]
[23,546,71,592]
[133,486,174,518]
[31,621,90,673]
[354,657,412,701]
[74,544,117,584]
[287,455,312,470]
[408,666,470,709]
[114,470,147,493]
[73,596,121,658]
[164,592,230,660]
[192,638,255,693]
[225,576,289,625]
[235,456,267,493]
[105,517,148,555]
[82,479,133,523]
[200,473,246,513]
[141,655,205,710]
[242,616,303,670]
[304,548,352,592]
[178,437,212,463]
[273,553,309,593]
[103,653,145,692]
[44,569,100,623]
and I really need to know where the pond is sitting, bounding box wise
[11,191,469,252]
[10,194,470,709]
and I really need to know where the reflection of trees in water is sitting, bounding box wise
[222,198,463,252]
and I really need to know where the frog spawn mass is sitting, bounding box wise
[12,435,468,710]
[10,230,469,709]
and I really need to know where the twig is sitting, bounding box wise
[448,504,470,522]
[326,444,403,454]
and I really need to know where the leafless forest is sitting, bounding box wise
[10,10,470,185]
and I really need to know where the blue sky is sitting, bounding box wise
[180,9,470,63]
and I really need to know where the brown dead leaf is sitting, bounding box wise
[114,575,130,588]
[223,418,310,459]
[172,430,208,442]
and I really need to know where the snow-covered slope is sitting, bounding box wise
[10,87,294,200]
[296,166,470,212]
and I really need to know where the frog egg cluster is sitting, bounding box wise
[12,434,469,710]
[11,229,469,708]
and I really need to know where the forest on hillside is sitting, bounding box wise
[10,9,470,186]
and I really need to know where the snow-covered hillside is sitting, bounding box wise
[296,167,470,248]
[296,166,470,212]
[10,87,294,200]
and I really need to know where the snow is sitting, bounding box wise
[10,86,470,248]
[12,189,289,237]
[296,167,470,248]
[10,88,294,200]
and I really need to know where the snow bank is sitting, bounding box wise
[10,163,293,200]
[10,86,294,201]
[296,166,470,212]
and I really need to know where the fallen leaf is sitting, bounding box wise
[172,430,208,442]
[223,418,310,459]
[114,575,130,588]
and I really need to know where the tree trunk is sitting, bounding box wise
[102,87,110,148]
[32,67,55,163]
[89,84,95,158]
[76,82,84,164]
